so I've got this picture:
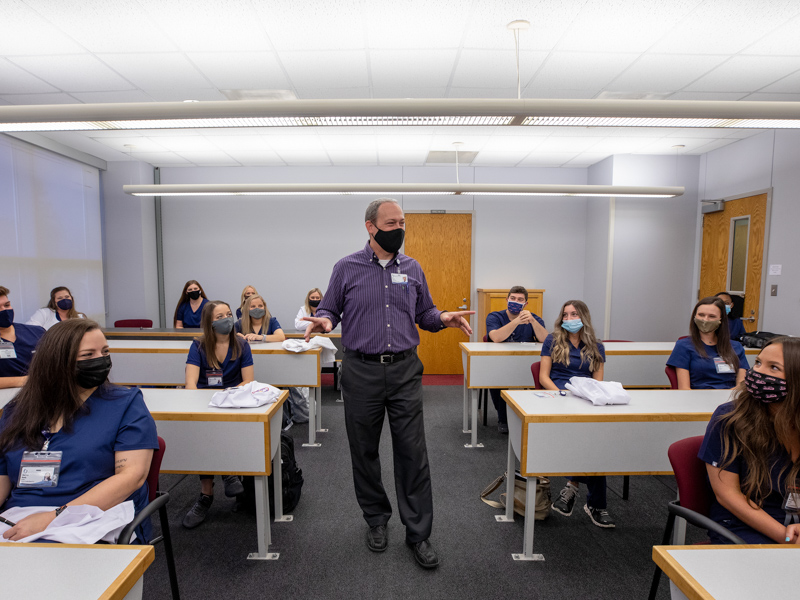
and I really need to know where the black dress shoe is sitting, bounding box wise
[407,539,439,568]
[367,525,388,552]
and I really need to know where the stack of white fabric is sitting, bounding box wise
[209,381,281,408]
[282,336,337,364]
[0,501,134,544]
[565,377,631,406]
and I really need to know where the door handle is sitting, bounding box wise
[458,297,468,310]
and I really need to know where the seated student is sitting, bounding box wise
[700,336,800,544]
[295,288,323,331]
[183,301,254,528]
[235,285,258,320]
[235,295,285,343]
[486,286,548,434]
[0,286,46,390]
[540,300,613,528]
[0,319,158,542]
[715,292,746,342]
[667,297,748,390]
[26,286,86,330]
[173,280,208,329]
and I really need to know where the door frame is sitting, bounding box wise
[404,209,477,342]
[695,188,773,330]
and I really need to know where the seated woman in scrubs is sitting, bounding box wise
[539,300,614,529]
[715,292,746,342]
[183,301,254,529]
[173,280,208,329]
[667,296,748,390]
[0,286,46,390]
[235,285,258,320]
[0,319,158,542]
[235,295,285,343]
[700,336,800,544]
[26,286,86,330]
[294,288,324,331]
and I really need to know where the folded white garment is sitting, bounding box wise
[0,501,135,544]
[282,336,337,364]
[209,381,281,408]
[564,377,631,406]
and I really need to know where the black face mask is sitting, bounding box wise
[372,227,405,255]
[308,299,321,308]
[76,355,112,389]
[0,308,13,328]
[187,290,201,300]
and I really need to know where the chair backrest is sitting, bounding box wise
[678,335,689,340]
[530,361,540,389]
[665,365,679,389]
[602,340,632,342]
[147,436,166,503]
[668,436,713,516]
[115,319,153,328]
[483,334,489,342]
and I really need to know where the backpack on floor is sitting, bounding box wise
[740,331,782,349]
[480,471,551,521]
[238,431,304,516]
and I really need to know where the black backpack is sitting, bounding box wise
[237,431,304,516]
[740,331,781,349]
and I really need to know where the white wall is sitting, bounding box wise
[0,134,105,324]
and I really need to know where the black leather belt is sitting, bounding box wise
[346,348,415,364]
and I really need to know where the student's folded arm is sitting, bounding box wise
[488,322,513,342]
[0,376,27,390]
[538,356,559,391]
[532,320,548,343]
[735,368,746,385]
[265,328,285,342]
[676,368,692,390]
[592,364,604,382]
[175,320,184,329]
[240,365,255,385]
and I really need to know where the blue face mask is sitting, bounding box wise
[561,319,583,333]
[507,301,525,314]
[725,304,732,315]
[0,308,13,328]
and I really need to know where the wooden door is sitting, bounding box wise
[699,193,767,333]
[404,213,472,374]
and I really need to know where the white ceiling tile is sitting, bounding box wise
[760,69,800,94]
[687,139,740,154]
[253,0,368,51]
[370,50,457,88]
[70,90,155,103]
[430,134,490,152]
[145,89,227,102]
[685,56,800,92]
[186,52,290,90]
[638,137,720,153]
[264,134,325,152]
[372,87,448,99]
[448,87,520,99]
[93,137,168,152]
[174,151,241,165]
[534,136,602,153]
[743,92,800,101]
[521,88,597,99]
[209,136,273,152]
[0,1,86,55]
[98,53,211,90]
[274,150,331,165]
[365,1,471,49]
[375,135,432,151]
[564,153,611,167]
[530,52,639,92]
[470,151,529,166]
[145,136,219,152]
[667,91,750,101]
[606,54,728,93]
[7,55,132,93]
[225,149,286,166]
[743,15,800,56]
[584,138,655,153]
[280,51,369,89]
[377,150,428,165]
[128,152,192,165]
[294,87,372,99]
[479,135,546,152]
[320,135,377,152]
[452,50,547,88]
[0,92,77,104]
[517,153,577,167]
[327,151,379,165]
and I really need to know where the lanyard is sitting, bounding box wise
[41,427,53,451]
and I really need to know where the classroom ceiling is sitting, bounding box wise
[2,0,800,168]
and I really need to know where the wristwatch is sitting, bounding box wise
[54,504,68,517]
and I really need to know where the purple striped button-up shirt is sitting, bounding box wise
[315,242,445,354]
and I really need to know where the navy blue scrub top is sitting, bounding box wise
[486,310,545,343]
[234,317,282,336]
[176,299,208,328]
[0,323,45,378]
[667,337,748,389]
[541,334,606,389]
[186,338,253,388]
[728,318,745,342]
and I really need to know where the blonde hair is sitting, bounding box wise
[240,295,272,336]
[239,285,258,311]
[549,300,604,373]
[304,288,324,314]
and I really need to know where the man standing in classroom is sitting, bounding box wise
[304,198,473,569]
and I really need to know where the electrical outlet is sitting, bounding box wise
[771,285,778,296]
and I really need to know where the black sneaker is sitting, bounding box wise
[584,504,616,528]
[551,483,578,517]
[183,494,213,529]
[498,422,509,434]
[222,475,244,497]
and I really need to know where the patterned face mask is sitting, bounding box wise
[744,368,788,403]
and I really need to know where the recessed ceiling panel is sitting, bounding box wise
[187,52,290,90]
[279,51,369,88]
[370,50,457,88]
[98,53,212,90]
[686,56,800,92]
[9,54,134,92]
[607,54,728,93]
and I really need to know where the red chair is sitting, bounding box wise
[530,361,540,389]
[114,319,153,328]
[647,436,745,600]
[118,436,180,600]
[602,340,632,342]
[665,365,679,389]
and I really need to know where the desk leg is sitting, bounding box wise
[464,388,483,448]
[273,442,293,524]
[303,387,322,448]
[315,386,327,434]
[248,475,279,560]
[462,377,470,433]
[496,435,515,523]
[512,477,544,562]
[672,489,687,544]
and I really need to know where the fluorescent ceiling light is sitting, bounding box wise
[1,99,799,132]
[123,183,683,198]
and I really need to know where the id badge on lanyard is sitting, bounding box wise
[783,484,800,525]
[0,342,16,360]
[207,369,223,387]
[713,356,734,374]
[19,431,61,488]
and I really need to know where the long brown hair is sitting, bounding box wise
[47,286,82,320]
[549,300,604,372]
[240,295,272,336]
[0,319,105,453]
[690,296,738,370]
[717,337,800,507]
[196,301,241,370]
[172,280,207,326]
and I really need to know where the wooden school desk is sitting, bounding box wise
[460,342,757,448]
[652,545,800,600]
[106,339,327,447]
[0,543,154,600]
[497,388,731,561]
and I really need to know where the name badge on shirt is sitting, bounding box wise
[0,342,16,359]
[207,369,223,387]
[784,484,800,514]
[18,451,62,488]
[391,273,408,285]
[713,356,734,373]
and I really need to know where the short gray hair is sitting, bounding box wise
[365,198,399,223]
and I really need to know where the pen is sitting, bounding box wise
[0,515,17,528]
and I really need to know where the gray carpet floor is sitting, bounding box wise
[141,384,704,600]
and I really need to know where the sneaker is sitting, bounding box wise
[498,422,509,434]
[552,483,579,517]
[584,504,616,528]
[222,475,244,497]
[283,420,294,431]
[183,494,213,529]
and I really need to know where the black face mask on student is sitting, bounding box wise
[308,300,321,308]
[76,355,112,389]
[372,227,405,255]
[187,290,201,300]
